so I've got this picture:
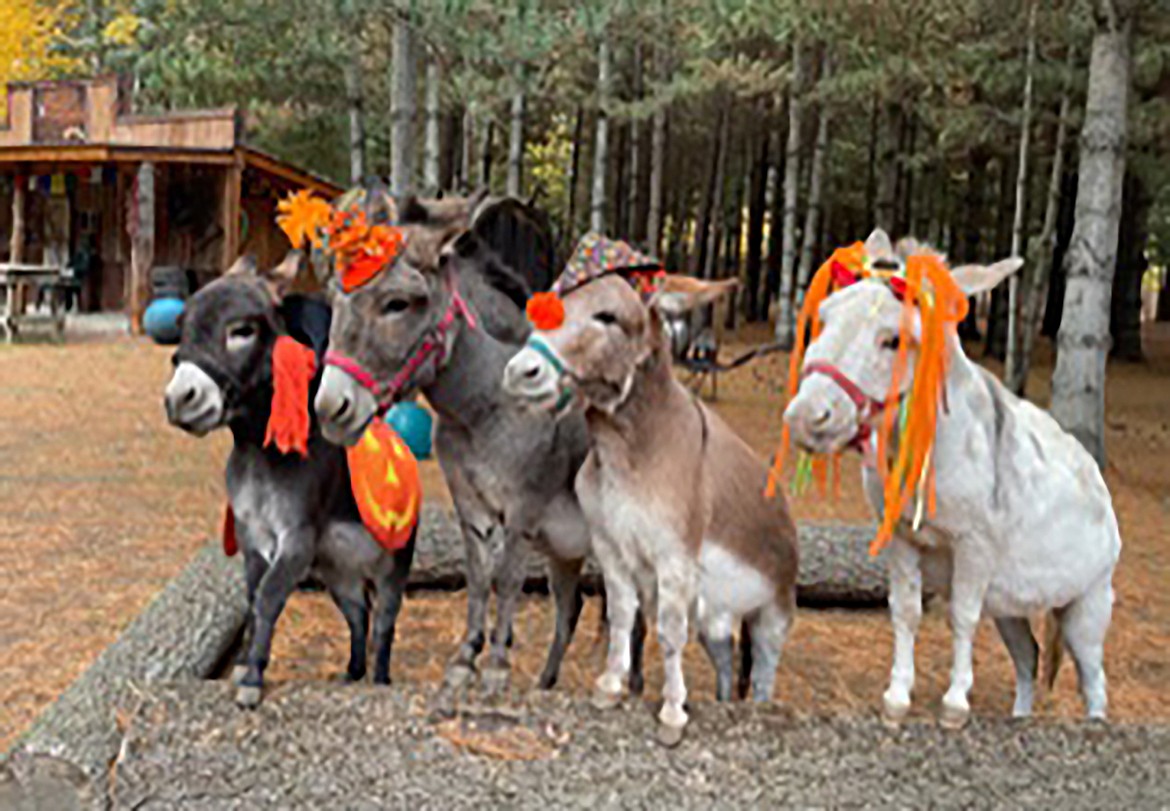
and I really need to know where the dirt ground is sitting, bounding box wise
[2,324,1168,752]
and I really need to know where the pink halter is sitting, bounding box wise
[325,278,478,413]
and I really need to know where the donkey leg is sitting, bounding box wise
[236,533,314,708]
[748,599,793,703]
[629,608,647,696]
[232,548,268,686]
[594,565,639,709]
[994,617,1038,718]
[538,556,584,690]
[941,549,991,730]
[371,534,416,686]
[446,519,494,687]
[326,580,370,683]
[481,529,528,695]
[697,601,734,702]
[883,538,923,726]
[1060,577,1112,720]
[656,562,695,747]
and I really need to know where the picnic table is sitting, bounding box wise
[0,262,77,343]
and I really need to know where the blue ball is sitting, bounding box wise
[386,401,433,459]
[144,297,185,345]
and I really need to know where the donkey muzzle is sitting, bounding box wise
[783,376,862,455]
[164,361,225,436]
[503,345,570,415]
[315,365,378,447]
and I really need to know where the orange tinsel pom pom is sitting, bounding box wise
[265,336,318,457]
[526,291,565,331]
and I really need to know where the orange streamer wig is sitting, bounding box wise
[765,244,969,556]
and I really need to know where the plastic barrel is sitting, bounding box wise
[144,297,185,345]
[386,402,433,459]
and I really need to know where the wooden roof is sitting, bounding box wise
[0,76,340,197]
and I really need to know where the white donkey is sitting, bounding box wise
[784,230,1120,728]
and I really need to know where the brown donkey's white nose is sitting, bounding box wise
[503,347,560,408]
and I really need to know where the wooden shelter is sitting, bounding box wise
[0,76,341,330]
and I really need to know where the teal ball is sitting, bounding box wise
[144,297,185,344]
[386,402,433,459]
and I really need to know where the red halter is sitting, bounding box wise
[800,361,886,450]
[325,278,478,413]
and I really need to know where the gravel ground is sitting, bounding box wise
[74,682,1170,809]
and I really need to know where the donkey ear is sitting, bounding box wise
[649,276,738,316]
[225,254,258,277]
[950,257,1025,296]
[261,250,303,300]
[864,228,895,261]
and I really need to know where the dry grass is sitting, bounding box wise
[1,324,1168,751]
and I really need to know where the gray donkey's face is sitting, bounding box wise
[164,254,299,435]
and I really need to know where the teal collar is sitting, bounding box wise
[525,335,574,415]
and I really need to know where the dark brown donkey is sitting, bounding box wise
[164,254,415,707]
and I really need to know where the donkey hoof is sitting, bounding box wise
[656,720,686,748]
[235,684,263,709]
[881,697,910,729]
[480,665,511,697]
[230,664,248,686]
[536,670,558,691]
[939,702,970,731]
[628,673,645,696]
[591,687,623,711]
[445,662,476,690]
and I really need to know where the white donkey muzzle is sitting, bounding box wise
[314,365,379,447]
[164,362,225,436]
[503,340,574,416]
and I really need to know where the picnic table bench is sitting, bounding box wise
[0,263,78,343]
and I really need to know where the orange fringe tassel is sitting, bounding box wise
[265,336,318,457]
[767,246,968,557]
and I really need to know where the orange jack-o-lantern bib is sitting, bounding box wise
[346,420,421,551]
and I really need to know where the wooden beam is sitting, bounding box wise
[10,171,25,263]
[221,157,243,270]
[241,148,342,197]
[128,162,155,334]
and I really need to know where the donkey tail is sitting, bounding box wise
[1041,610,1064,692]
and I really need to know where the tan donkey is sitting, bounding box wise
[503,235,799,745]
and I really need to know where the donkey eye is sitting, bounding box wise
[225,323,257,352]
[881,334,901,351]
[594,311,618,326]
[382,298,410,315]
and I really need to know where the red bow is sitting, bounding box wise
[830,261,907,301]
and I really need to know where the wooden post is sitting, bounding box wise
[129,162,155,334]
[10,174,26,263]
[221,158,243,271]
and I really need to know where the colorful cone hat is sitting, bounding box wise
[552,232,664,297]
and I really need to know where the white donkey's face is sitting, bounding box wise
[783,229,1024,456]
[784,281,916,455]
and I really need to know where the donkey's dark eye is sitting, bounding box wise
[228,324,256,340]
[382,298,410,315]
[594,311,618,326]
[881,334,901,351]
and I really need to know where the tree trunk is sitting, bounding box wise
[764,123,785,320]
[626,41,644,241]
[590,33,612,234]
[1004,0,1037,384]
[647,102,667,254]
[10,179,25,263]
[986,157,1016,358]
[460,104,475,190]
[899,116,917,236]
[796,51,832,311]
[1008,45,1075,396]
[1050,6,1132,467]
[344,27,365,185]
[566,104,585,243]
[744,115,770,321]
[389,16,417,196]
[775,36,806,345]
[423,58,442,194]
[702,102,730,280]
[507,84,525,198]
[874,103,900,233]
[129,162,155,334]
[1110,170,1148,360]
[480,117,494,189]
[865,96,879,226]
[613,117,628,238]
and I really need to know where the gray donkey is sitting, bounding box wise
[313,190,646,694]
[164,253,415,707]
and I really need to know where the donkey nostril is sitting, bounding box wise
[334,397,351,420]
[522,364,540,380]
[812,409,832,427]
[181,387,197,405]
